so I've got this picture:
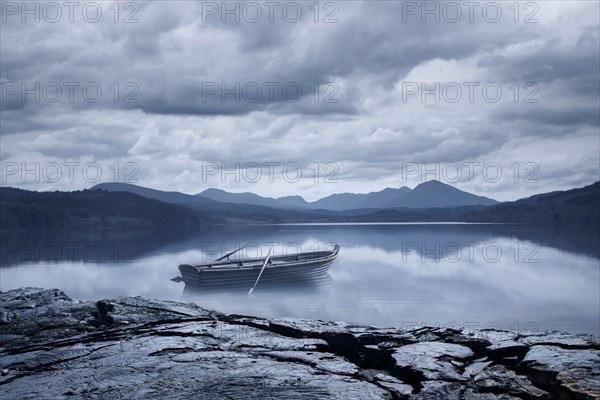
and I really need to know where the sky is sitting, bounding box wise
[0,0,599,202]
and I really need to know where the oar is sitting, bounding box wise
[215,245,247,261]
[248,245,273,296]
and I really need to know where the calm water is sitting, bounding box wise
[1,224,599,336]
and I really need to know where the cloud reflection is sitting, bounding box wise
[1,224,598,335]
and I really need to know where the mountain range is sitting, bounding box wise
[170,180,498,211]
[89,180,600,225]
[1,181,597,231]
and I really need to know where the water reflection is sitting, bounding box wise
[1,224,598,335]
[181,274,335,294]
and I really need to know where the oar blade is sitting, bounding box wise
[247,245,274,296]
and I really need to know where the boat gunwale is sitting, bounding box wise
[179,245,339,273]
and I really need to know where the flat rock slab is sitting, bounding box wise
[392,342,474,382]
[1,288,598,399]
[519,345,600,399]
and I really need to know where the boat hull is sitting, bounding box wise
[179,245,339,288]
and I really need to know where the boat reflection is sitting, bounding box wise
[180,273,335,298]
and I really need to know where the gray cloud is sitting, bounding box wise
[0,1,598,200]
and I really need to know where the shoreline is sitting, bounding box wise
[1,287,599,399]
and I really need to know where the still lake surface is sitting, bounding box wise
[1,223,599,336]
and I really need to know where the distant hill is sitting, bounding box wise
[348,182,599,225]
[462,181,600,224]
[198,188,310,209]
[356,187,413,208]
[0,187,219,232]
[277,195,311,208]
[386,180,498,208]
[196,181,496,210]
[310,187,412,210]
[93,183,217,207]
[1,182,597,230]
[91,183,327,223]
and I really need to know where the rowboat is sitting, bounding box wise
[178,244,339,291]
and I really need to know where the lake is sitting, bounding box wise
[1,223,598,336]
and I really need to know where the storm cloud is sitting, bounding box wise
[1,1,598,201]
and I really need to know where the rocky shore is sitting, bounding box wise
[0,288,598,399]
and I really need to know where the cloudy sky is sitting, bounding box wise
[1,0,598,201]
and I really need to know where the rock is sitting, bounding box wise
[519,345,600,399]
[0,287,598,400]
[475,329,517,343]
[0,310,10,325]
[471,364,548,398]
[415,381,463,399]
[259,350,359,375]
[486,340,529,367]
[373,373,413,396]
[392,342,474,385]
[518,331,600,349]
[463,359,492,378]
[430,329,491,355]
[462,388,522,399]
[90,300,115,325]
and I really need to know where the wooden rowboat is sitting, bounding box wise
[178,244,339,290]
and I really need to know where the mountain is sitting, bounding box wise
[91,183,326,223]
[196,181,497,210]
[462,181,600,224]
[197,188,310,209]
[197,187,412,210]
[277,195,311,208]
[355,187,413,208]
[89,180,599,226]
[348,182,599,225]
[386,180,498,208]
[310,187,412,210]
[0,187,218,232]
[2,182,597,230]
[307,193,366,210]
[92,182,217,207]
